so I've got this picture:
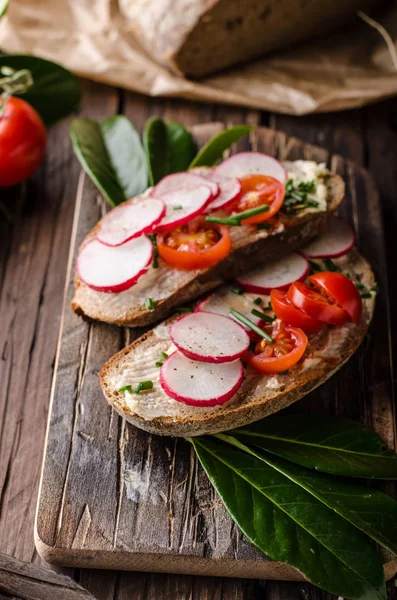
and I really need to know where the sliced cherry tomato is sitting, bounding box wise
[157,218,231,270]
[248,322,308,374]
[226,174,285,224]
[309,272,362,325]
[270,289,324,333]
[0,96,46,187]
[287,281,349,326]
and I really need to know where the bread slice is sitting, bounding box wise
[100,249,375,437]
[120,0,380,78]
[72,168,344,328]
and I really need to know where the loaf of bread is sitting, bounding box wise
[120,0,379,78]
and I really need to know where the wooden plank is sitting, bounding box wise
[35,122,396,583]
[0,552,94,600]
[0,81,118,567]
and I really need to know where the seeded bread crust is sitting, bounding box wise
[100,248,375,437]
[72,173,344,327]
[120,0,380,78]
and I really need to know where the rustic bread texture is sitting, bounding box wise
[100,248,375,437]
[120,0,380,78]
[72,172,344,327]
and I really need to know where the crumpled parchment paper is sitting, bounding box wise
[0,0,396,115]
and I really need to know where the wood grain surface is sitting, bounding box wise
[1,81,396,599]
[33,119,396,581]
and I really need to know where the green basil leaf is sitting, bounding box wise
[189,125,253,168]
[166,121,196,173]
[70,116,147,207]
[143,117,170,186]
[0,0,8,18]
[222,435,397,556]
[232,415,397,479]
[0,55,81,125]
[191,436,386,600]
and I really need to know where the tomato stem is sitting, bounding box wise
[0,67,33,114]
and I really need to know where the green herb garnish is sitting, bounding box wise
[134,381,153,393]
[308,260,322,273]
[155,361,164,368]
[257,222,271,230]
[251,308,276,323]
[173,204,183,210]
[206,204,270,226]
[283,179,318,215]
[145,297,155,310]
[230,309,274,343]
[147,234,159,268]
[118,385,133,393]
[160,351,168,360]
[323,258,338,272]
[253,297,262,305]
[231,285,244,295]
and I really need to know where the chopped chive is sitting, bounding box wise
[176,307,193,313]
[155,361,164,368]
[230,308,274,343]
[147,234,159,268]
[205,204,270,227]
[360,292,372,299]
[257,222,271,230]
[355,283,365,291]
[118,385,133,393]
[145,297,155,310]
[134,380,153,393]
[262,301,273,311]
[160,351,168,360]
[323,258,338,272]
[173,205,183,210]
[231,285,244,295]
[253,297,262,305]
[308,260,322,273]
[251,308,276,323]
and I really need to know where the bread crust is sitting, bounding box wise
[72,173,345,328]
[100,249,375,437]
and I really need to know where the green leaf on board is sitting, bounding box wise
[0,0,8,18]
[191,436,386,600]
[0,55,81,125]
[166,120,196,173]
[143,116,170,186]
[231,415,397,479]
[143,117,196,184]
[189,125,253,168]
[70,116,148,207]
[218,433,397,557]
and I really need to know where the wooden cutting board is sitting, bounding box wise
[35,124,397,581]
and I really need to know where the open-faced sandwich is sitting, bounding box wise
[99,216,376,436]
[72,153,344,326]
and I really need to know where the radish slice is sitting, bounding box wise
[204,177,241,213]
[151,172,219,201]
[301,218,355,259]
[236,253,309,294]
[160,352,244,407]
[77,236,152,293]
[170,311,250,363]
[155,185,212,233]
[96,196,165,246]
[213,152,287,183]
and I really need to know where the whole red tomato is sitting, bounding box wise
[0,96,47,187]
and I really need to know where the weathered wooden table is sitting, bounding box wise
[1,80,396,599]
